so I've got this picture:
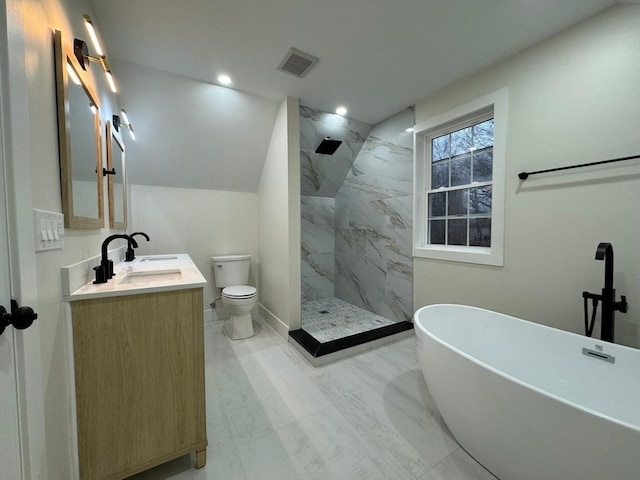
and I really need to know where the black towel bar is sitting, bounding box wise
[518,154,640,180]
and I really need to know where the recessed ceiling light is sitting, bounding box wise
[336,106,347,116]
[217,74,232,85]
[405,127,415,133]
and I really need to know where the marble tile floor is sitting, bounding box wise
[128,315,498,480]
[301,296,398,343]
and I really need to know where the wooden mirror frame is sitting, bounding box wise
[53,29,104,229]
[106,121,127,229]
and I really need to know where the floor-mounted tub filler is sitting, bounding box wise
[414,304,640,480]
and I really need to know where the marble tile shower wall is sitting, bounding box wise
[300,105,372,197]
[300,105,372,302]
[335,108,414,323]
[299,105,414,323]
[301,196,336,302]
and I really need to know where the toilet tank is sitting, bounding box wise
[212,254,251,287]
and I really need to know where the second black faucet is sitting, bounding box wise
[126,232,151,262]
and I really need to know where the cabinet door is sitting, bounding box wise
[72,289,206,479]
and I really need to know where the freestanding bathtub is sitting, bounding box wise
[414,304,640,480]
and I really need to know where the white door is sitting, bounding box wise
[0,66,24,480]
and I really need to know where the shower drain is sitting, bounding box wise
[319,310,330,314]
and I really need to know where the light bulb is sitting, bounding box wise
[105,70,117,93]
[217,75,232,86]
[83,15,104,57]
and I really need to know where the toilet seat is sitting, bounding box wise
[222,285,257,299]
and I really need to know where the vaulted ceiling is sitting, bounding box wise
[89,0,621,191]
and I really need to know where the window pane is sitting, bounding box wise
[430,220,445,244]
[469,186,492,214]
[432,135,450,162]
[473,119,494,149]
[470,218,491,247]
[429,192,446,217]
[451,155,471,186]
[472,150,493,182]
[447,189,467,216]
[448,219,467,245]
[431,162,449,188]
[451,127,472,157]
[425,115,497,251]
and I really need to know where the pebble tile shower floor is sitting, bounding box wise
[301,296,397,342]
[128,316,498,480]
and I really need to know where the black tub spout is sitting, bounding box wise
[593,242,628,343]
[595,243,614,291]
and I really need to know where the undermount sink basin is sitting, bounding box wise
[119,269,183,285]
[139,256,179,262]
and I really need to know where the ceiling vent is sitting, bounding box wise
[277,48,319,78]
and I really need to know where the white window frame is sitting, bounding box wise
[413,88,507,266]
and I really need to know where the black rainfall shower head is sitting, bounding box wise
[315,137,342,155]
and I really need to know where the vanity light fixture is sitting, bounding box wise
[82,14,104,56]
[104,68,117,93]
[113,109,135,140]
[74,14,117,92]
[119,109,134,139]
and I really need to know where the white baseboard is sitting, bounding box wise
[257,303,289,339]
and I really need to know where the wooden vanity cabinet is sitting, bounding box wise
[71,288,207,480]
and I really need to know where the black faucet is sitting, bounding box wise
[594,242,627,342]
[125,232,150,262]
[94,234,138,284]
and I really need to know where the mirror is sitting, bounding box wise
[106,121,127,229]
[53,30,103,228]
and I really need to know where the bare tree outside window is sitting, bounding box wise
[427,118,494,247]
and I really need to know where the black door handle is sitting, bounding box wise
[0,299,38,335]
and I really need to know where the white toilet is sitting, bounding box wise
[212,254,257,340]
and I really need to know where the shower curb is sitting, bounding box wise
[288,321,414,366]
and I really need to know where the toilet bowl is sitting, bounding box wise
[212,255,257,340]
[221,285,257,340]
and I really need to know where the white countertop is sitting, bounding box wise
[63,254,207,301]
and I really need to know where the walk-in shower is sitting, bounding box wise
[292,105,415,360]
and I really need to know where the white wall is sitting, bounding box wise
[112,57,280,191]
[4,0,128,477]
[130,184,258,318]
[413,4,640,347]
[257,96,301,336]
